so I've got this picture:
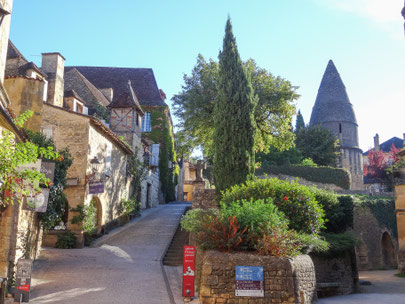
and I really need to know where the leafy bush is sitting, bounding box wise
[55,230,77,249]
[300,158,317,167]
[120,198,141,217]
[181,208,219,233]
[220,199,288,248]
[71,202,97,235]
[322,232,360,253]
[257,229,329,257]
[257,165,351,190]
[221,178,325,234]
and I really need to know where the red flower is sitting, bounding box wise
[283,196,288,201]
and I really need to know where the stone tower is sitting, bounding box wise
[310,60,363,190]
[108,80,144,150]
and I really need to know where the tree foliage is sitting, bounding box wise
[27,130,73,231]
[296,125,340,167]
[0,111,58,207]
[213,18,257,193]
[172,53,298,158]
[295,110,305,133]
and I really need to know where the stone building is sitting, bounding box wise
[310,60,364,190]
[183,160,196,201]
[4,45,134,247]
[363,134,405,193]
[0,0,46,281]
[395,150,405,274]
[65,66,176,204]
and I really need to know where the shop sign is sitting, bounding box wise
[89,180,104,194]
[25,188,50,212]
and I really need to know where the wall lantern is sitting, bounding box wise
[0,5,10,26]
[85,156,101,184]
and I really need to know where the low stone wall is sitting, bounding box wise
[192,189,217,210]
[311,251,358,298]
[197,250,316,304]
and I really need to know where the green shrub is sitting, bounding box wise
[257,165,351,190]
[221,178,325,235]
[300,158,317,167]
[55,230,77,249]
[220,199,288,249]
[70,202,97,235]
[257,229,329,257]
[321,232,360,253]
[120,198,141,217]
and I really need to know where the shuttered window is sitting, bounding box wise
[141,112,151,132]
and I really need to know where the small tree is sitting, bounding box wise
[295,110,305,133]
[363,149,387,179]
[296,125,340,167]
[213,18,257,194]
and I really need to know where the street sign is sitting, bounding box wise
[182,245,195,298]
[89,180,104,194]
[235,266,264,297]
[14,259,32,302]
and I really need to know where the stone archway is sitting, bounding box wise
[91,197,103,234]
[381,232,397,268]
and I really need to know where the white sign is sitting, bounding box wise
[25,188,50,212]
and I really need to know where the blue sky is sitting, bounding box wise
[9,0,405,151]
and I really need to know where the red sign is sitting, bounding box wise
[182,245,195,297]
[16,284,30,292]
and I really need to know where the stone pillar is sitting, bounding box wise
[395,168,405,274]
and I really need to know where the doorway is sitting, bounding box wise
[381,232,397,268]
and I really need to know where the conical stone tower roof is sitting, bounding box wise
[310,60,357,126]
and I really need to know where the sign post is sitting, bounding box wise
[182,245,195,300]
[235,266,264,297]
[14,259,32,302]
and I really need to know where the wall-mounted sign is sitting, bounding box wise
[66,178,80,186]
[182,245,195,298]
[235,266,264,297]
[25,188,50,213]
[89,180,104,194]
[40,161,55,182]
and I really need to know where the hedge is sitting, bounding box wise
[257,164,351,190]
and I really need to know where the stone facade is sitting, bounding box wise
[352,206,398,271]
[197,250,316,304]
[192,188,217,210]
[0,0,13,82]
[311,252,357,297]
[394,153,405,274]
[41,104,132,246]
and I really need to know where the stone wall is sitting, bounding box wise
[192,188,217,210]
[311,251,357,297]
[395,183,405,274]
[259,174,343,192]
[197,250,316,304]
[0,0,13,82]
[353,206,398,271]
[140,168,160,208]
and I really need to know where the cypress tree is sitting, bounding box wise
[295,110,305,133]
[213,17,257,194]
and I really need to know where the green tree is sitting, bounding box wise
[172,56,298,158]
[213,18,257,194]
[296,125,340,167]
[295,110,305,133]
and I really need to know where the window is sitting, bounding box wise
[141,112,151,132]
[339,123,342,133]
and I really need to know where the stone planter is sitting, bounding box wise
[197,250,316,304]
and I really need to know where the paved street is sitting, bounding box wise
[318,270,405,304]
[26,203,188,304]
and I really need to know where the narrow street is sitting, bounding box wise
[26,203,189,304]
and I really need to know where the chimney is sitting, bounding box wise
[41,52,65,107]
[99,88,113,102]
[374,133,380,152]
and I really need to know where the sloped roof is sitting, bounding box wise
[310,60,357,126]
[64,68,110,108]
[64,89,85,103]
[65,66,167,107]
[7,40,28,61]
[363,137,404,155]
[108,80,144,114]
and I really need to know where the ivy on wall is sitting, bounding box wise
[142,105,176,202]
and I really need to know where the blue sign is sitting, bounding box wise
[235,266,263,281]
